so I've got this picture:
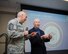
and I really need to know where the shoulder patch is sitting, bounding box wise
[9,23,14,30]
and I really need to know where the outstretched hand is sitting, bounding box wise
[30,32,37,37]
[41,34,52,39]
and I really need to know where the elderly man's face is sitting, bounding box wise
[34,20,40,28]
[20,13,27,23]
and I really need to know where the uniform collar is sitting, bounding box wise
[17,18,23,25]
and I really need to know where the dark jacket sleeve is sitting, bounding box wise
[40,30,50,42]
[29,30,42,45]
[43,38,50,42]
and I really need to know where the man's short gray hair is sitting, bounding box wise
[17,11,26,17]
[34,18,40,22]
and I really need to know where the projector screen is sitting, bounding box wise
[24,9,68,52]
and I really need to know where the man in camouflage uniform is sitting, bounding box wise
[7,11,28,54]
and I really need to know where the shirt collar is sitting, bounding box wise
[16,18,23,25]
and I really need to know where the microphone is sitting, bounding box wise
[24,27,31,39]
[25,27,28,31]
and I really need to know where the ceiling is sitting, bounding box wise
[0,0,68,11]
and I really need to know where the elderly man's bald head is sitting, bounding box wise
[17,11,27,23]
[33,18,40,28]
[34,18,40,22]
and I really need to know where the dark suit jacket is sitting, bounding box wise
[29,27,50,54]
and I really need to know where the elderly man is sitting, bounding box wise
[7,11,28,54]
[29,18,52,54]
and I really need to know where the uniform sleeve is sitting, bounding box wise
[7,22,24,39]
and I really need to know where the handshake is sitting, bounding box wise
[41,34,52,40]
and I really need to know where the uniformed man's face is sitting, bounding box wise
[34,20,40,28]
[20,13,27,23]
